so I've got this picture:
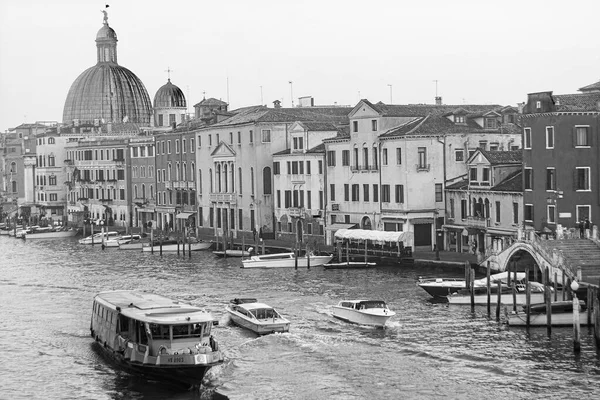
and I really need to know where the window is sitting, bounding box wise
[373,184,378,202]
[306,161,311,174]
[238,131,241,144]
[158,114,163,126]
[169,114,176,125]
[418,147,427,168]
[485,118,496,129]
[455,150,464,162]
[307,190,311,209]
[536,101,541,109]
[263,167,272,195]
[239,209,243,230]
[229,132,233,144]
[524,168,533,190]
[284,191,291,208]
[351,184,359,201]
[546,168,556,191]
[382,185,390,203]
[546,127,554,149]
[208,134,212,146]
[574,126,591,147]
[396,148,402,165]
[342,150,350,166]
[330,184,335,201]
[395,185,404,203]
[547,205,556,224]
[576,205,591,222]
[524,204,534,222]
[318,160,323,174]
[461,199,467,219]
[575,167,590,191]
[353,121,358,132]
[327,151,336,166]
[372,120,378,131]
[524,128,532,149]
[382,148,388,166]
[167,140,172,154]
[182,139,186,153]
[273,162,280,175]
[455,115,465,123]
[513,202,519,224]
[495,201,501,223]
[435,183,443,202]
[261,129,271,143]
[482,168,490,183]
[50,193,57,201]
[249,130,253,143]
[363,184,369,202]
[293,137,304,150]
[470,168,478,182]
[344,184,349,201]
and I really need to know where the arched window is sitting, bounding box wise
[372,144,378,169]
[167,163,172,181]
[48,137,55,144]
[353,146,359,169]
[230,164,234,193]
[198,169,202,194]
[238,167,243,194]
[142,184,146,199]
[134,185,138,199]
[216,164,222,192]
[10,162,16,173]
[163,192,167,205]
[251,167,255,195]
[363,145,369,169]
[209,168,213,193]
[263,166,272,195]
[150,185,154,199]
[176,162,180,181]
[191,163,195,181]
[182,162,187,181]
[223,163,228,192]
[361,216,372,230]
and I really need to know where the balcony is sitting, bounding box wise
[164,181,172,190]
[416,163,430,172]
[288,207,306,218]
[64,159,73,165]
[210,193,237,204]
[466,216,490,229]
[350,165,379,173]
[187,181,196,190]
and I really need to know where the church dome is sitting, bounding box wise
[154,79,186,108]
[62,13,152,126]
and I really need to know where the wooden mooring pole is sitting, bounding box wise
[465,261,471,291]
[573,282,581,352]
[496,280,502,322]
[525,267,531,328]
[594,283,600,347]
[486,261,491,317]
[545,267,552,337]
[470,268,475,313]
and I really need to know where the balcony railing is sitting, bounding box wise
[164,181,172,190]
[466,216,490,228]
[350,165,379,172]
[416,163,430,172]
[209,193,237,204]
[288,207,306,218]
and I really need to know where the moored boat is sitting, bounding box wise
[212,247,252,258]
[241,251,333,268]
[142,239,212,252]
[332,300,395,328]
[104,234,142,248]
[507,300,589,326]
[417,271,527,298]
[118,237,149,250]
[79,231,119,245]
[24,227,78,239]
[447,281,548,305]
[90,290,223,388]
[225,298,290,335]
[324,261,377,269]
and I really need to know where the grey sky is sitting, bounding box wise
[0,0,598,132]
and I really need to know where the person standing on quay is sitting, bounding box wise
[585,218,591,238]
[579,220,585,238]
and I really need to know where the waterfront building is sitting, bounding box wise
[273,122,344,245]
[129,136,156,232]
[153,79,187,130]
[323,99,521,249]
[194,102,351,243]
[521,81,600,233]
[444,149,522,255]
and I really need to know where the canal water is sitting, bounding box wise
[1,235,600,400]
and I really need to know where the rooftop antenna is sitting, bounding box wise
[165,67,173,81]
[289,81,294,107]
[387,84,393,104]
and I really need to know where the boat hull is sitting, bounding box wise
[213,250,250,257]
[24,230,78,239]
[332,307,393,327]
[241,254,333,268]
[142,242,212,252]
[507,310,590,326]
[324,262,377,269]
[447,292,546,306]
[226,308,290,335]
[118,242,145,250]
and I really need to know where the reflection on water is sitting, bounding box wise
[1,236,600,400]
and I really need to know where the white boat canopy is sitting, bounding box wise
[334,229,414,247]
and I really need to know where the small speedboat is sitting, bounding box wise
[79,231,119,245]
[142,239,212,252]
[213,247,253,258]
[241,251,333,268]
[332,300,395,328]
[225,298,290,335]
[104,234,142,248]
[447,281,548,306]
[417,271,527,298]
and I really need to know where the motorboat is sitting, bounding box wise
[447,281,548,306]
[14,226,40,238]
[417,271,527,298]
[91,290,223,388]
[118,237,149,250]
[332,300,395,328]
[24,227,78,239]
[142,239,213,252]
[507,300,589,326]
[324,261,377,269]
[103,234,142,248]
[241,251,333,268]
[79,231,119,245]
[213,247,253,258]
[225,298,290,335]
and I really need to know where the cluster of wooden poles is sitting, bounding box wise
[463,261,600,352]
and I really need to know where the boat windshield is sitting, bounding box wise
[359,301,387,309]
[149,322,211,339]
[249,308,278,319]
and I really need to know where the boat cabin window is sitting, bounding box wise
[359,301,387,309]
[341,302,354,308]
[171,323,210,339]
[149,323,170,339]
[252,308,276,319]
[119,314,131,338]
[137,320,148,345]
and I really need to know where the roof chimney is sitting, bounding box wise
[273,100,282,109]
[435,96,442,105]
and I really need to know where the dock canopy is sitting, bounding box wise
[176,212,196,219]
[334,229,414,247]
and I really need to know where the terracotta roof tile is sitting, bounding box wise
[554,92,600,112]
[491,170,522,192]
[479,149,522,164]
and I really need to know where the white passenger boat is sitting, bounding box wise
[447,281,548,305]
[24,227,78,239]
[507,300,590,326]
[79,231,119,245]
[417,272,526,298]
[225,298,290,335]
[90,290,224,388]
[142,239,212,252]
[332,300,396,328]
[241,251,333,268]
[104,234,142,248]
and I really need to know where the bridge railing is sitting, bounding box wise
[522,230,576,279]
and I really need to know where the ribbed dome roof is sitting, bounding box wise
[63,64,153,125]
[96,24,117,40]
[154,79,186,108]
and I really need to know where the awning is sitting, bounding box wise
[175,212,197,219]
[486,227,517,236]
[325,223,357,231]
[334,228,414,247]
[443,224,468,231]
[410,217,434,225]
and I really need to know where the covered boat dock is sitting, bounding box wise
[333,229,414,266]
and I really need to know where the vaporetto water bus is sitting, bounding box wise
[90,290,224,388]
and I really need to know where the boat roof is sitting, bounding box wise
[232,302,273,311]
[94,290,214,324]
[338,299,386,304]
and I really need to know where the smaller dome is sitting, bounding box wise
[96,24,117,40]
[154,79,186,108]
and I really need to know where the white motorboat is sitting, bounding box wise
[332,300,395,328]
[447,281,548,305]
[213,247,252,258]
[103,234,142,248]
[241,251,333,268]
[79,231,119,245]
[91,290,223,388]
[225,298,290,335]
[507,300,589,326]
[417,271,526,298]
[324,261,377,269]
[24,227,78,239]
[118,237,149,250]
[142,239,213,252]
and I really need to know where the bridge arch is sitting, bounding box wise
[499,243,546,273]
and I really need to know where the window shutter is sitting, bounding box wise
[573,169,578,191]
